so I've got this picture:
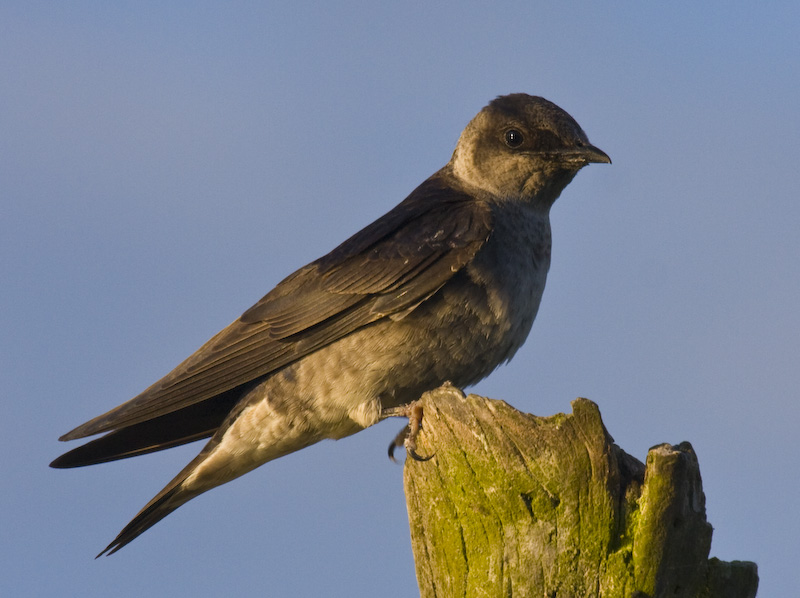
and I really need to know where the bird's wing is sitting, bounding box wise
[59,175,492,441]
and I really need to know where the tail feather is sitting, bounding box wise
[96,448,215,556]
[98,487,185,557]
[51,393,240,468]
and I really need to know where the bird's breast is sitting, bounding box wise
[378,202,552,397]
[463,203,552,364]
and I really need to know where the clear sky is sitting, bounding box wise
[2,2,797,596]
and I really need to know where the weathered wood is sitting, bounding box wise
[402,384,758,598]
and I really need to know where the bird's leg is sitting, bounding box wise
[382,401,433,463]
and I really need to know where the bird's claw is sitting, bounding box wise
[387,425,407,463]
[385,401,433,463]
[407,446,434,462]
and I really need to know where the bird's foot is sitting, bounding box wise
[383,401,433,463]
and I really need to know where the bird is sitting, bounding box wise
[51,93,610,556]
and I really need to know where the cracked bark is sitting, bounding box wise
[402,384,758,598]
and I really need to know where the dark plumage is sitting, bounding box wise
[52,94,610,555]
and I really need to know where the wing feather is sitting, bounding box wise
[59,173,492,442]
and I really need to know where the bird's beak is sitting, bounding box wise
[582,144,611,164]
[543,144,612,165]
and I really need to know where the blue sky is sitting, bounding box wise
[2,2,798,596]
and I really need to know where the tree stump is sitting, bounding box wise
[402,384,758,598]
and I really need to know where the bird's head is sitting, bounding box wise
[450,94,610,207]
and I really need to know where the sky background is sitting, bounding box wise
[2,2,798,596]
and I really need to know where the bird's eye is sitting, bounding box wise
[504,129,524,148]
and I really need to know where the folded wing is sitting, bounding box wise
[52,174,492,466]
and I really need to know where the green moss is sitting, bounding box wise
[404,387,757,598]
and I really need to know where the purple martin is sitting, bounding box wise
[51,93,610,556]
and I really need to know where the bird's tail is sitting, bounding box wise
[97,401,327,555]
[97,456,205,557]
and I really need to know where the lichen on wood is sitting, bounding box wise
[402,384,758,598]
